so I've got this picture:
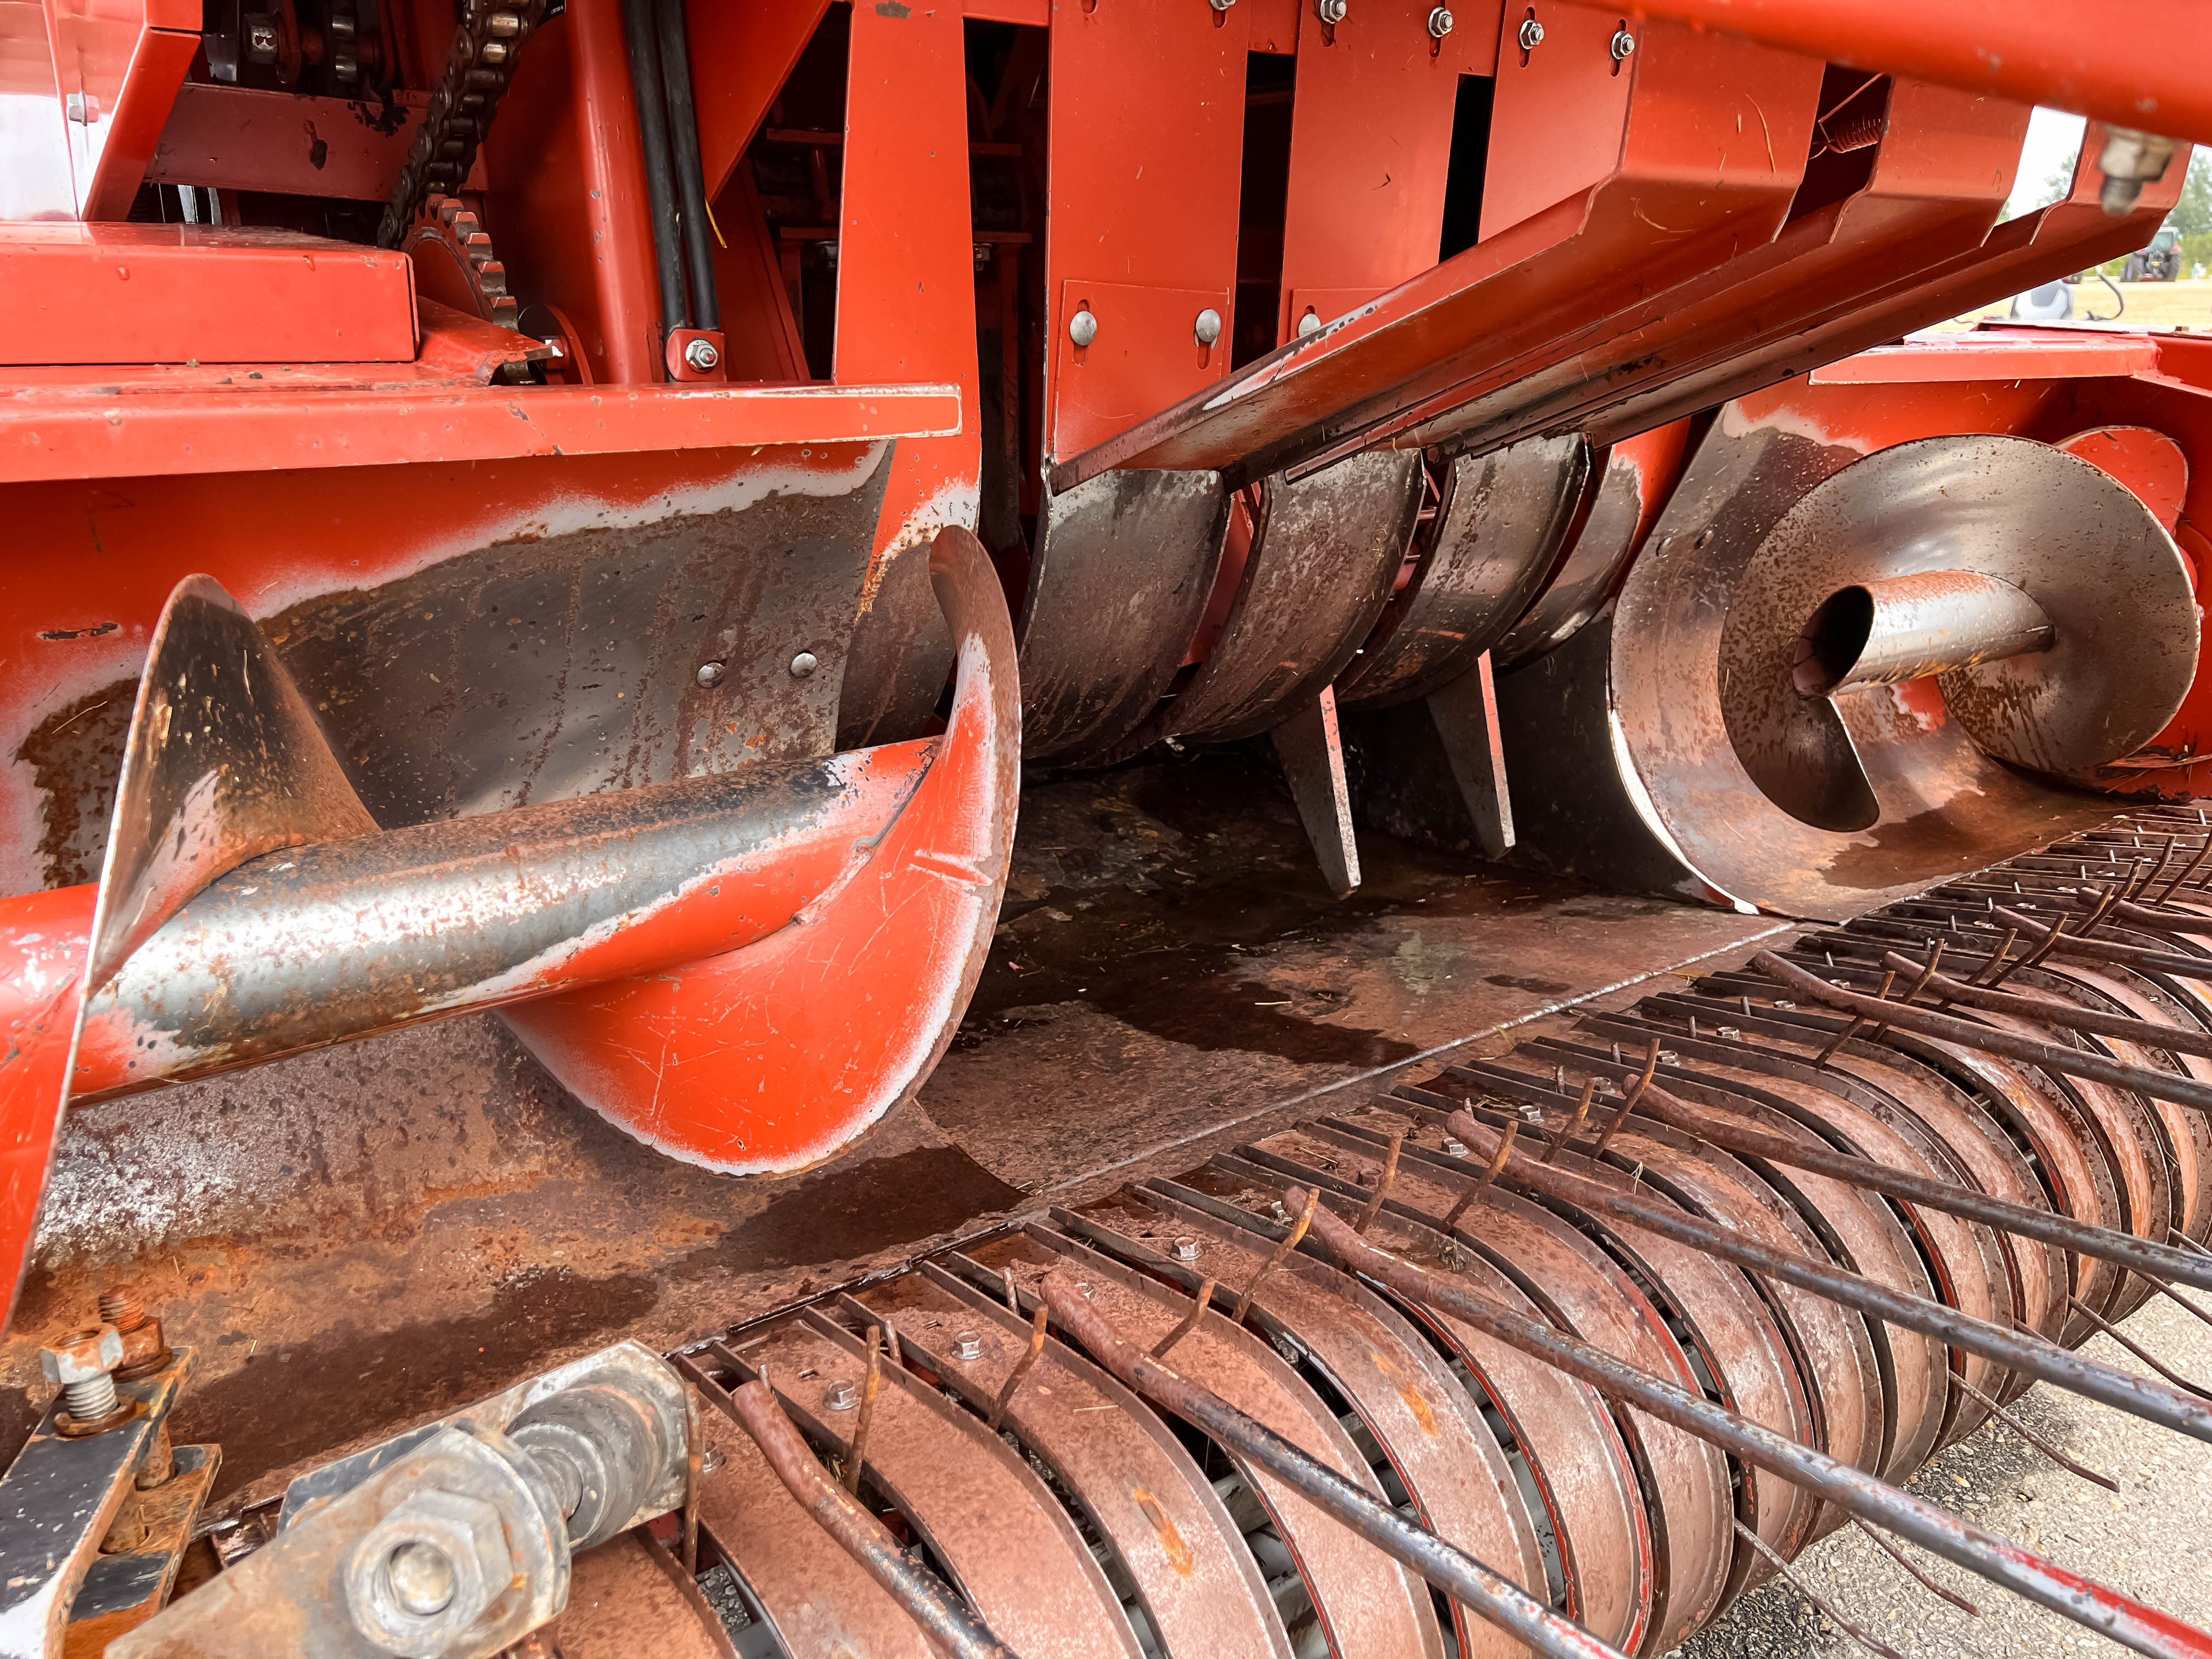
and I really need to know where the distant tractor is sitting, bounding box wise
[2125,226,2185,280]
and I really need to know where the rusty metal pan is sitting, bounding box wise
[1232,1131,1734,1653]
[1643,985,2063,1363]
[555,1530,737,1659]
[1337,438,1590,711]
[1015,468,1228,764]
[952,1226,1448,1659]
[1452,1048,1946,1487]
[733,1312,1146,1659]
[1135,450,1426,747]
[1184,1152,1655,1656]
[1283,1110,1816,1603]
[1367,1088,1886,1548]
[1690,968,2132,1337]
[1053,1188,1547,1659]
[684,1379,939,1659]
[1571,1010,2007,1448]
[850,1265,1295,1659]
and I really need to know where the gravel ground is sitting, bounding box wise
[1674,1297,2212,1658]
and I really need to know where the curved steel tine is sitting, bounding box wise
[1950,1375,2119,1493]
[1294,1191,2212,1659]
[1877,949,2212,1063]
[1355,1130,1404,1234]
[1543,1077,1600,1165]
[1438,1108,2212,1446]
[1850,1519,1979,1617]
[2063,1299,2212,1402]
[1035,1267,1630,1659]
[1731,1520,1905,1659]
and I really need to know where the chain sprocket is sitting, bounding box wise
[377,0,550,248]
[405,194,518,330]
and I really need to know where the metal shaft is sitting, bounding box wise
[1793,571,2052,697]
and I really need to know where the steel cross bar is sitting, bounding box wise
[1610,1084,2212,1296]
[1987,906,2212,983]
[1619,0,2212,148]
[1434,1109,2212,1444]
[1754,951,2212,1116]
[676,1354,1019,1659]
[1296,1192,2212,1659]
[1033,1268,1629,1659]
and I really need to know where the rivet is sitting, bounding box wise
[1194,308,1223,346]
[696,661,725,688]
[1068,309,1098,347]
[1296,311,1323,337]
[789,651,819,679]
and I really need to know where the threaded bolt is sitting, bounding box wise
[65,1374,119,1421]
[98,1290,146,1332]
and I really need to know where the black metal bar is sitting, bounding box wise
[676,1353,1018,1659]
[1755,950,2212,1117]
[1617,1085,2212,1294]
[621,0,687,351]
[1436,1107,2212,1445]
[654,0,719,333]
[1034,1268,1629,1659]
[1296,1193,2212,1659]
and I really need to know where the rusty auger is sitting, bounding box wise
[1294,1189,2212,1659]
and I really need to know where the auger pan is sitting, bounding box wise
[6,0,2212,1653]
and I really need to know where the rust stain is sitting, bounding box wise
[1369,1346,1438,1436]
[1131,1486,1195,1577]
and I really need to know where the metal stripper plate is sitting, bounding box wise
[737,1313,1146,1659]
[1059,1187,1548,1659]
[853,1265,1295,1659]
[1337,437,1589,711]
[1232,1127,1733,1655]
[1139,450,1425,746]
[687,1384,936,1659]
[967,1226,1448,1659]
[1016,469,1228,763]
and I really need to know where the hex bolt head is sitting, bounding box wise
[1209,0,1235,10]
[1773,1000,1796,1011]
[1442,1137,1470,1158]
[696,661,725,689]
[1171,1237,1201,1263]
[1193,308,1223,347]
[699,1443,723,1474]
[684,337,720,373]
[952,1331,984,1361]
[1717,1025,1742,1040]
[825,1380,860,1410]
[42,1325,123,1386]
[1068,309,1098,348]
[1427,6,1453,36]
[1316,0,1347,21]
[1517,16,1544,48]
[1609,26,1634,59]
[788,651,819,679]
[346,1489,511,1654]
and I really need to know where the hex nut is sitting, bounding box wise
[683,337,720,373]
[1171,1237,1201,1263]
[1609,26,1634,59]
[1316,0,1347,21]
[347,1489,512,1655]
[1442,1138,1470,1158]
[825,1380,860,1411]
[1517,16,1543,49]
[952,1331,984,1362]
[1427,6,1453,36]
[41,1326,122,1387]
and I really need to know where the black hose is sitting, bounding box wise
[655,0,720,334]
[622,0,687,357]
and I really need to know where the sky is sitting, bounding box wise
[2005,106,2091,220]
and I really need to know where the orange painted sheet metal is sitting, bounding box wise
[146,84,488,203]
[1622,0,2212,148]
[1273,0,1498,344]
[1042,0,1248,459]
[0,378,961,483]
[503,526,1020,1174]
[1812,330,2164,385]
[0,224,419,366]
[836,0,982,596]
[51,0,199,221]
[1050,20,1821,484]
[689,0,832,203]
[0,885,89,1332]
